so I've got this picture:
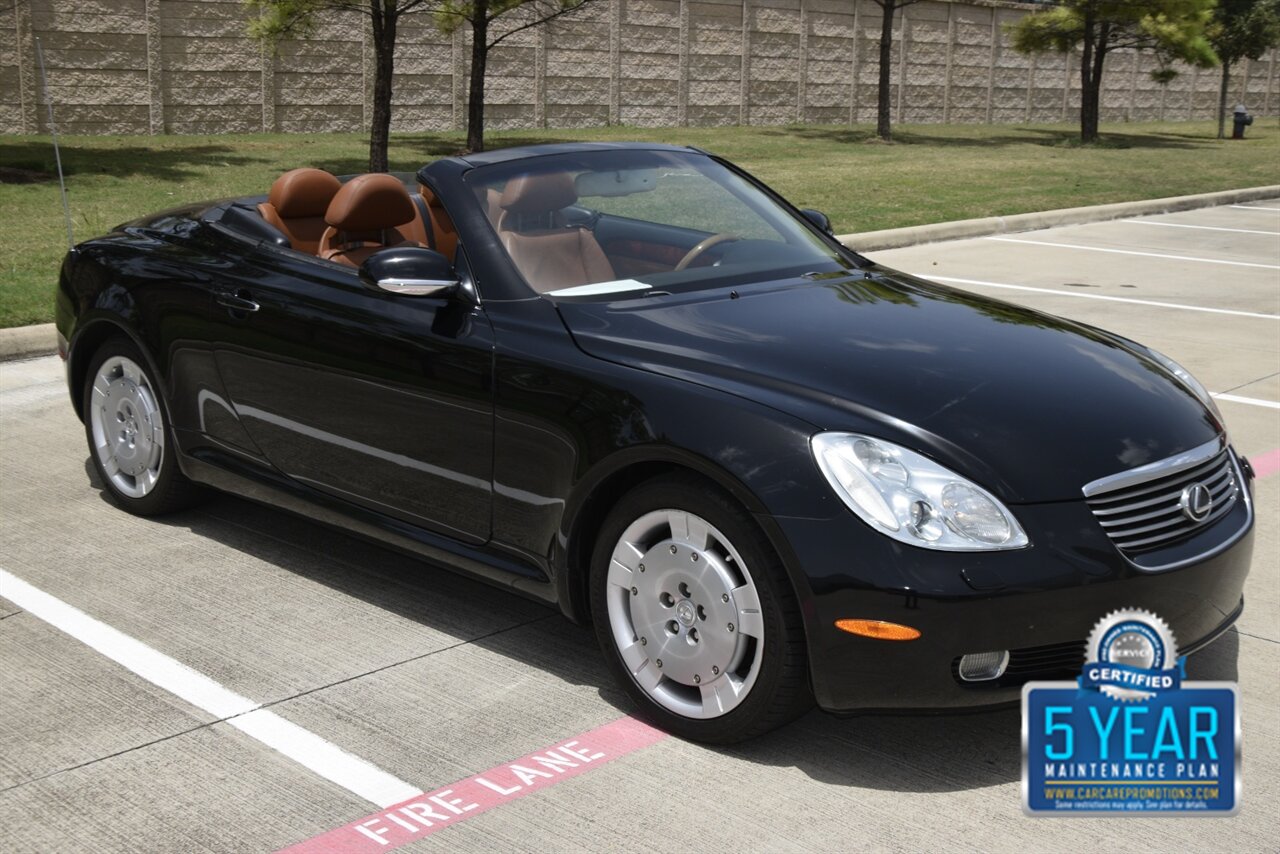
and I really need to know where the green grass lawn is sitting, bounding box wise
[2,120,1278,328]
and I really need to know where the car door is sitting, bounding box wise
[204,241,495,545]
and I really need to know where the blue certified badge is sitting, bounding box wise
[1022,609,1241,815]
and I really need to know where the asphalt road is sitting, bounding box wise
[2,200,1277,852]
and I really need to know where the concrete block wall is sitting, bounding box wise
[3,0,1277,136]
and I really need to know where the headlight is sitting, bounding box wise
[1144,347,1223,423]
[811,433,1029,551]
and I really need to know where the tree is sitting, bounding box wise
[1009,0,1218,143]
[870,0,920,142]
[1209,0,1280,138]
[247,1,434,173]
[434,0,595,153]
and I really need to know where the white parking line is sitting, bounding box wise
[1230,205,1280,212]
[0,567,424,808]
[919,275,1280,320]
[984,237,1280,270]
[1212,393,1280,410]
[1119,220,1280,236]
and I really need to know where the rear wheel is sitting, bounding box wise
[83,337,203,515]
[590,474,811,742]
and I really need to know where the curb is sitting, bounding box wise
[2,186,1277,363]
[836,184,1280,252]
[0,323,56,363]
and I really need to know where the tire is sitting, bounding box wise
[82,336,204,516]
[590,473,812,743]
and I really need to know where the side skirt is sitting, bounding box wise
[177,446,559,609]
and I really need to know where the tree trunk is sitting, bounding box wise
[876,1,896,141]
[368,4,396,172]
[466,2,490,153]
[1080,68,1101,143]
[1217,61,1231,140]
[1079,20,1108,144]
[1078,18,1096,142]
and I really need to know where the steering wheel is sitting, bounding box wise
[674,233,740,271]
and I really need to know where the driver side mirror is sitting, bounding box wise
[359,247,459,298]
[800,209,834,235]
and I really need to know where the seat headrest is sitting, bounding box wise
[499,172,577,215]
[325,174,416,232]
[268,168,341,218]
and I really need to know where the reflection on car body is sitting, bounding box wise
[56,142,1253,743]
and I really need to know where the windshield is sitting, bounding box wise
[464,149,854,297]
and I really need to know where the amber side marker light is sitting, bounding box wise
[835,619,922,641]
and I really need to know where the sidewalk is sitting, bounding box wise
[0,323,56,362]
[835,184,1280,251]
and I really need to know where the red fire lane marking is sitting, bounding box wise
[278,716,667,853]
[1250,448,1280,480]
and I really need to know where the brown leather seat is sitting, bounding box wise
[418,184,501,264]
[497,172,615,293]
[317,174,427,268]
[484,187,503,228]
[258,168,342,255]
[420,184,460,263]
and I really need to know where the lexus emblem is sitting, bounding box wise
[1179,482,1213,523]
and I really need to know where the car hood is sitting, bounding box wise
[554,267,1221,503]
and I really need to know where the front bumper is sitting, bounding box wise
[773,470,1254,714]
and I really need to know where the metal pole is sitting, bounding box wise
[35,37,75,252]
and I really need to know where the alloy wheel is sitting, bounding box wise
[88,355,165,499]
[605,508,765,719]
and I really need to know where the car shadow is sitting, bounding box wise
[83,459,1242,794]
[83,458,631,701]
[720,627,1239,791]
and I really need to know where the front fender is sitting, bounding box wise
[485,297,845,630]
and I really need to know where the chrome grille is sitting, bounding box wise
[1084,441,1239,555]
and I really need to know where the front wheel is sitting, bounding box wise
[83,337,204,516]
[590,474,811,743]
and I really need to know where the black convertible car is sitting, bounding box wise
[55,143,1254,742]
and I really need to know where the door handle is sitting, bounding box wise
[215,289,260,314]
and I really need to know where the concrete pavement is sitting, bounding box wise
[1,199,1277,852]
